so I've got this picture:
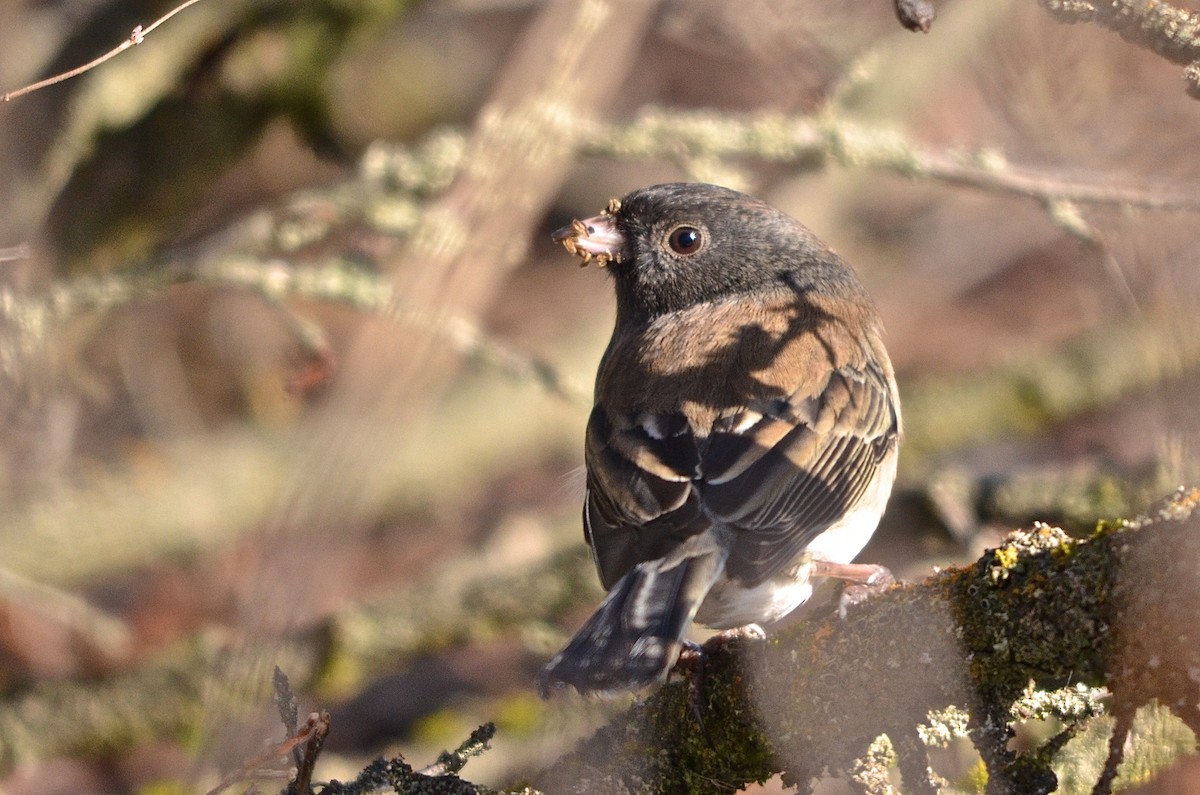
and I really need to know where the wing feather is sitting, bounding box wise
[710,362,897,584]
[583,296,899,594]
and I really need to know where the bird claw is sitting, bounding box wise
[838,566,896,620]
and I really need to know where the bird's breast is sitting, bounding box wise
[597,293,875,430]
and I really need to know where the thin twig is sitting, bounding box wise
[204,711,329,795]
[292,711,330,795]
[417,723,496,777]
[203,724,312,795]
[2,0,207,102]
[909,145,1200,212]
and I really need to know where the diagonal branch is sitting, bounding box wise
[1,0,209,101]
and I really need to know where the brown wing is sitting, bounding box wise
[584,354,897,590]
[702,357,898,585]
[583,292,899,591]
[583,406,706,590]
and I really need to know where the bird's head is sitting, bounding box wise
[553,182,863,321]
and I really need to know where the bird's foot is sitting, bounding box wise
[812,561,896,620]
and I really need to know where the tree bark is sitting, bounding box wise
[537,488,1200,794]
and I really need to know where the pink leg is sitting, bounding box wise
[812,560,895,586]
[812,560,897,618]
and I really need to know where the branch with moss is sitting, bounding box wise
[5,95,1200,396]
[5,483,1200,793]
[535,488,1200,794]
[8,95,1200,350]
[574,108,1200,212]
[6,104,1200,397]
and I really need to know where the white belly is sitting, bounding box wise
[694,452,897,630]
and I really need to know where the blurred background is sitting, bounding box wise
[1,0,1199,792]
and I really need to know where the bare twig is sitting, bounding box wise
[908,145,1200,211]
[417,723,496,777]
[203,712,326,795]
[292,711,330,795]
[204,710,328,795]
[2,0,208,102]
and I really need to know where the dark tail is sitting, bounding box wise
[537,550,724,696]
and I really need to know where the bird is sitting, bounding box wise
[538,182,901,696]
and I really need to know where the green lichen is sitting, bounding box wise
[1010,682,1107,724]
[952,521,1115,707]
[538,489,1200,793]
[848,734,898,795]
[918,706,972,748]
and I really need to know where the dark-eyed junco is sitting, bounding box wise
[538,182,900,695]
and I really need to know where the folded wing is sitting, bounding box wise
[584,355,898,590]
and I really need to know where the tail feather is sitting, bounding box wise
[538,549,725,696]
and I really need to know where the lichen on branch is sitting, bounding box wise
[536,488,1200,794]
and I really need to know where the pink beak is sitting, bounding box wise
[552,213,628,267]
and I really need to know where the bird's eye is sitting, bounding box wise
[667,225,703,255]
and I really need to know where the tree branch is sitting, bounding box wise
[577,109,1200,212]
[536,488,1200,794]
[4,485,1197,793]
[1,0,209,102]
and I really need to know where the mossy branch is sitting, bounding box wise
[535,488,1200,794]
[577,109,1200,212]
[4,488,1199,793]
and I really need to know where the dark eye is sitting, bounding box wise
[667,225,703,255]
